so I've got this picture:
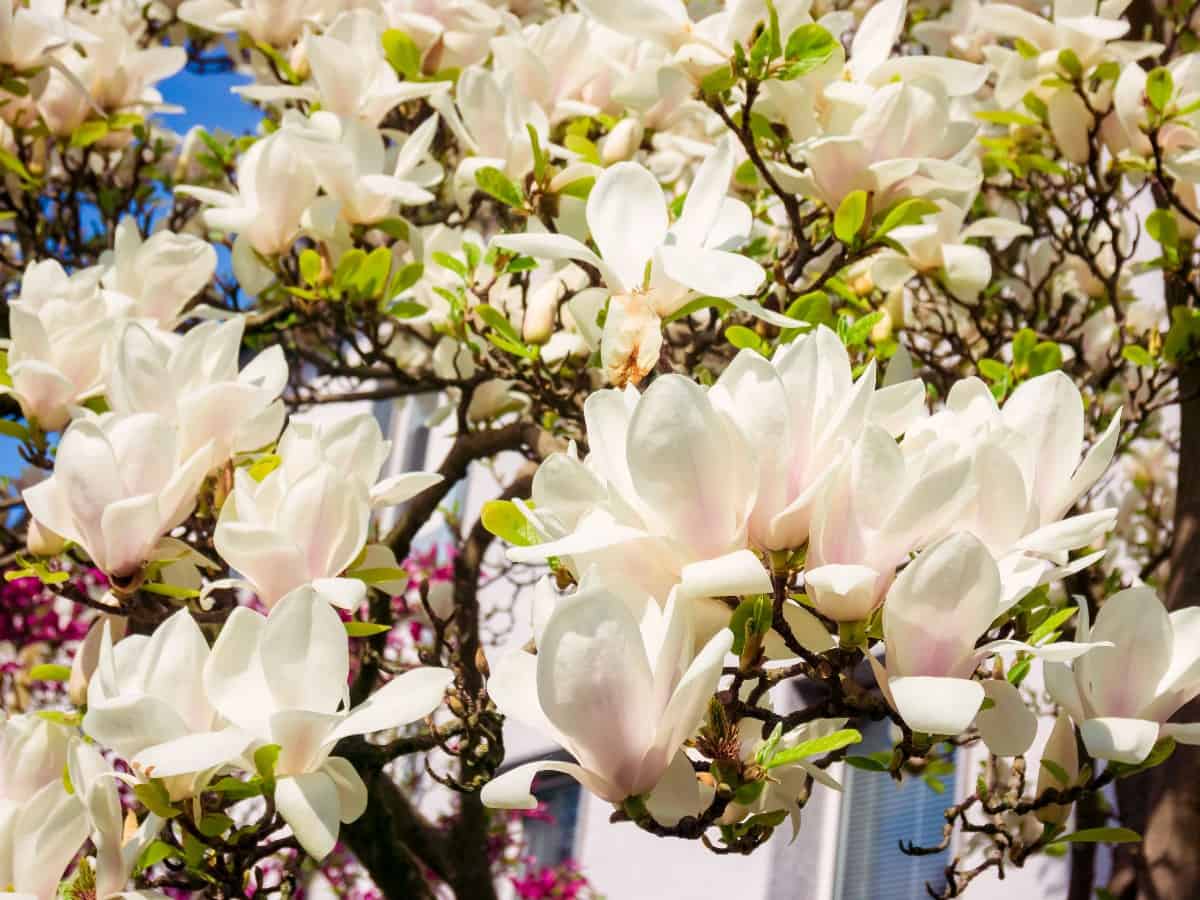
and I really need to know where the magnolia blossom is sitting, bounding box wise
[709,328,927,552]
[385,0,511,73]
[869,532,1098,746]
[2,260,123,431]
[179,0,333,46]
[494,139,779,385]
[83,610,250,799]
[0,716,87,900]
[178,128,321,290]
[871,205,1033,304]
[194,586,454,859]
[35,13,185,138]
[99,219,217,328]
[1047,587,1200,763]
[214,414,441,607]
[484,573,729,823]
[802,425,972,622]
[23,412,213,578]
[288,111,444,233]
[107,319,287,472]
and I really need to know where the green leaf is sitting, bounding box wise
[254,743,281,787]
[765,729,863,769]
[477,304,521,343]
[1048,827,1141,846]
[354,247,393,299]
[558,176,595,199]
[527,124,547,182]
[725,324,767,355]
[475,166,525,208]
[299,248,323,285]
[1029,605,1078,645]
[133,782,179,819]
[387,261,424,299]
[1147,208,1179,253]
[141,582,201,600]
[1011,327,1038,370]
[0,147,34,182]
[844,311,884,348]
[0,419,30,444]
[1007,655,1032,686]
[432,251,468,280]
[345,621,393,637]
[70,120,109,149]
[28,663,71,682]
[481,499,539,547]
[844,755,890,772]
[137,839,179,871]
[1057,48,1083,79]
[873,198,940,238]
[1122,345,1155,367]
[1146,67,1173,113]
[382,29,422,80]
[207,776,263,801]
[700,64,737,96]
[974,109,1041,127]
[1028,341,1063,376]
[834,190,868,244]
[197,813,235,838]
[563,133,601,166]
[728,594,772,656]
[1164,307,1200,363]
[333,248,366,295]
[781,24,837,78]
[388,300,428,318]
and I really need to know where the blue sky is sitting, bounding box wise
[1,65,261,480]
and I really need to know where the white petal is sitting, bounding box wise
[275,772,341,860]
[325,668,453,746]
[889,676,985,737]
[1079,717,1160,764]
[481,759,621,808]
[321,756,369,823]
[369,471,443,508]
[976,680,1038,756]
[655,245,765,299]
[586,162,667,292]
[677,550,771,600]
[132,729,252,780]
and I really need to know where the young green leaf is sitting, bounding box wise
[834,190,868,244]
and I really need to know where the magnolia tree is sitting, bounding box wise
[0,0,1198,897]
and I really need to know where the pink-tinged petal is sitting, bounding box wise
[805,564,880,623]
[536,582,655,794]
[275,772,341,860]
[889,676,985,737]
[849,0,906,79]
[11,779,88,900]
[1077,587,1171,719]
[269,709,343,777]
[369,471,443,508]
[1079,717,1160,764]
[678,550,772,601]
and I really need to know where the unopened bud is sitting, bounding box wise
[601,118,644,165]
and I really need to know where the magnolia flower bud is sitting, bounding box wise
[522,278,562,344]
[804,564,881,623]
[601,293,662,387]
[68,613,125,707]
[26,518,66,557]
[1035,711,1079,826]
[601,119,644,165]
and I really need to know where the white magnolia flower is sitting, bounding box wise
[0,0,97,73]
[23,412,213,578]
[287,110,443,232]
[179,0,334,46]
[35,13,185,138]
[2,260,124,431]
[709,328,928,552]
[107,319,287,472]
[384,0,511,72]
[1047,587,1200,764]
[83,610,251,799]
[802,426,973,622]
[494,138,782,385]
[870,532,1099,747]
[99,219,217,329]
[214,414,441,607]
[484,572,729,824]
[237,11,450,126]
[195,586,453,859]
[871,204,1032,304]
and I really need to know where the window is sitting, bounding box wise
[521,772,582,867]
[833,720,956,899]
